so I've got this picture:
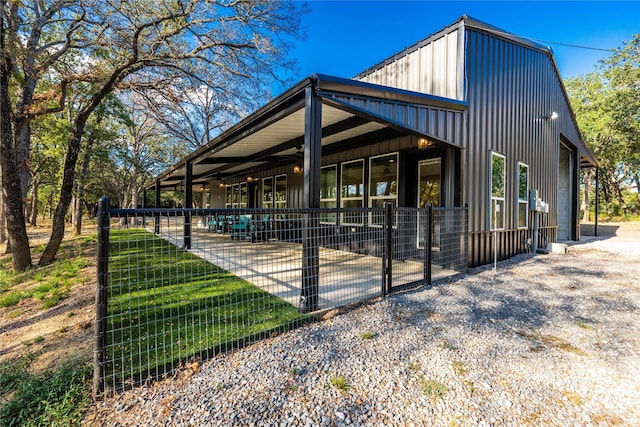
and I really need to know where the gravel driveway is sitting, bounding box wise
[88,223,640,426]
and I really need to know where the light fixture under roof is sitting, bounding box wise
[293,146,303,174]
[418,137,433,150]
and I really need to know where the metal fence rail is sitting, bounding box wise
[93,199,467,396]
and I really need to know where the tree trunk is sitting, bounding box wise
[581,169,594,222]
[634,174,640,213]
[38,117,89,265]
[71,187,77,225]
[74,143,92,235]
[614,184,628,214]
[1,26,32,270]
[29,178,38,226]
[14,96,34,219]
[0,183,6,243]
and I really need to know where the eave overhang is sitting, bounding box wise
[146,74,466,191]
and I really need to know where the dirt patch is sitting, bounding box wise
[0,223,96,374]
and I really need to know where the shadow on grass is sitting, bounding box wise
[103,228,311,393]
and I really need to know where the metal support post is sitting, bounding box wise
[595,166,599,237]
[154,180,160,234]
[299,86,322,313]
[425,204,433,286]
[383,202,393,295]
[93,197,110,398]
[183,161,193,249]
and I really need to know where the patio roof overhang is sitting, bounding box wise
[146,73,467,193]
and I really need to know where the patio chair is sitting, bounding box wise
[230,215,252,240]
[208,215,227,233]
[250,214,270,241]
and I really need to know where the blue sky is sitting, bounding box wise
[275,1,639,94]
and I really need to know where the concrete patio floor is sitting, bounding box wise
[155,225,459,312]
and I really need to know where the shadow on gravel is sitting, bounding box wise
[580,223,619,238]
[393,255,638,336]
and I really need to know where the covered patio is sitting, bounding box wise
[150,217,462,312]
[144,74,467,312]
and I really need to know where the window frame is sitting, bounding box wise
[320,164,338,225]
[239,182,248,209]
[225,185,232,209]
[340,159,365,225]
[368,153,399,227]
[274,174,287,210]
[262,176,273,209]
[490,151,506,230]
[231,183,240,209]
[517,162,529,229]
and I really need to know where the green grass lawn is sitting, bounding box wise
[105,228,309,390]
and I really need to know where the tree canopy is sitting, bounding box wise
[566,33,640,218]
[1,0,306,270]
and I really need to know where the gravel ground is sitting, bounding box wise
[87,224,640,426]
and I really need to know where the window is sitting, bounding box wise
[320,165,337,224]
[231,183,240,208]
[225,185,232,209]
[275,174,287,209]
[262,177,273,209]
[518,163,529,228]
[341,159,364,224]
[369,153,398,226]
[239,182,247,209]
[490,152,506,230]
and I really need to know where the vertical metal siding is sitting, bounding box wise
[464,28,584,266]
[357,29,464,101]
[328,94,464,146]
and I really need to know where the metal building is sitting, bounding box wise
[146,15,597,267]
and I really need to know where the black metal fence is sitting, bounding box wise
[93,200,467,396]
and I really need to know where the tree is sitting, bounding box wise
[1,0,306,269]
[134,69,257,151]
[601,34,640,212]
[1,1,31,269]
[566,33,640,218]
[112,92,174,211]
[71,96,123,235]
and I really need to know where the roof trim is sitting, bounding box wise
[314,73,468,111]
[461,15,551,53]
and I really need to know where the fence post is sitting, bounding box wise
[93,197,110,399]
[300,211,319,313]
[383,202,393,295]
[154,180,161,234]
[424,204,433,286]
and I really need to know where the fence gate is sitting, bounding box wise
[385,205,468,292]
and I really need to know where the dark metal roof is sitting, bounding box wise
[146,74,466,190]
[315,74,467,111]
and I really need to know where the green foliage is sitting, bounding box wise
[0,356,91,427]
[0,291,27,308]
[418,377,448,399]
[329,375,351,394]
[0,234,95,309]
[106,229,310,385]
[491,153,506,198]
[360,331,376,339]
[567,33,640,216]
